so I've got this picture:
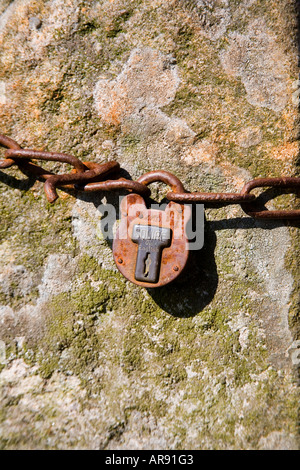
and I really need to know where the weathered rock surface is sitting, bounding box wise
[0,0,299,450]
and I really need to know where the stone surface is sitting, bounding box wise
[220,19,290,112]
[0,0,299,450]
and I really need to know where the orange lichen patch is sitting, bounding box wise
[101,88,129,127]
[94,48,180,130]
[94,82,130,127]
[270,142,298,162]
[32,109,41,120]
[181,140,219,166]
[281,109,297,128]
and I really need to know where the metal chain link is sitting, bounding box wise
[1,133,299,219]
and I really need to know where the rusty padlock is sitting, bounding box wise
[112,193,191,288]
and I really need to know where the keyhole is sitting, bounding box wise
[144,252,152,277]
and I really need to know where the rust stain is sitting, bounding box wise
[271,142,298,162]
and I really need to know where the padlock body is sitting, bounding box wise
[112,194,191,288]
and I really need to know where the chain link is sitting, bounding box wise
[0,133,299,219]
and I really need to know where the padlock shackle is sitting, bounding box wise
[137,170,186,195]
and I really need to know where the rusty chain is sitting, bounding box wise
[0,133,299,219]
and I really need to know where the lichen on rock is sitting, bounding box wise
[220,18,291,112]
